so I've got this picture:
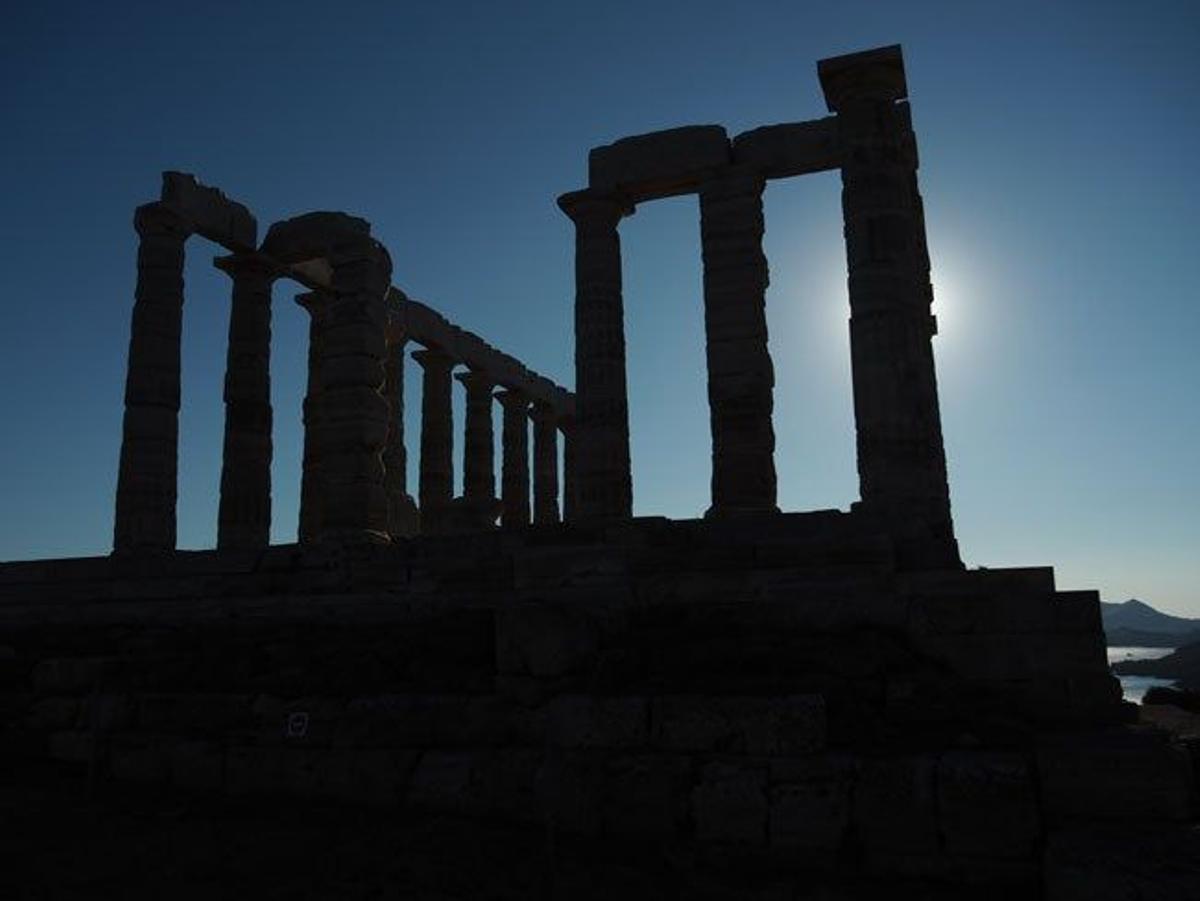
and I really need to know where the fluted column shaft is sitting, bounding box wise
[457,370,496,504]
[113,203,191,553]
[823,54,958,568]
[531,403,560,525]
[383,336,419,538]
[560,416,577,523]
[215,254,275,550]
[699,170,778,517]
[496,389,531,528]
[296,292,327,544]
[413,348,455,532]
[313,245,393,542]
[558,190,633,522]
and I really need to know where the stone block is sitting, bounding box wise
[547,695,647,749]
[1044,824,1200,901]
[536,749,603,835]
[937,751,1040,859]
[171,739,224,791]
[653,696,825,755]
[1055,590,1102,633]
[160,172,256,250]
[476,749,542,824]
[225,745,282,795]
[692,760,768,845]
[26,697,80,731]
[32,657,115,695]
[109,734,170,784]
[495,602,598,678]
[731,118,840,179]
[47,730,95,763]
[589,125,731,201]
[320,748,414,806]
[908,591,1055,635]
[768,755,855,852]
[512,546,628,590]
[853,756,939,856]
[408,751,478,813]
[278,748,325,797]
[1038,732,1194,821]
[603,754,690,840]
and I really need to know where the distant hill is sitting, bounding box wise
[1101,599,1200,648]
[1112,639,1200,690]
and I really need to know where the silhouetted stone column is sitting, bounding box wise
[314,242,393,543]
[214,254,276,550]
[456,369,498,525]
[558,189,633,522]
[699,170,778,517]
[113,203,191,553]
[560,415,577,523]
[384,336,419,538]
[413,348,455,533]
[819,45,959,568]
[531,403,560,525]
[296,291,327,544]
[496,389,531,528]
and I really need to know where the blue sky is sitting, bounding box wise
[1,1,1197,615]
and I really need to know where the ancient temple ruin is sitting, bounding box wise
[2,45,1196,898]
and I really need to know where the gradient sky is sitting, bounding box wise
[1,1,1197,615]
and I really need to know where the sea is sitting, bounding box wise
[1107,646,1177,704]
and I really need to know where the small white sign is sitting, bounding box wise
[286,711,309,738]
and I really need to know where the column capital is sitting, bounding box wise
[412,346,457,372]
[817,44,907,113]
[494,387,530,411]
[214,252,282,283]
[294,290,331,316]
[134,202,191,240]
[556,188,634,227]
[455,368,495,392]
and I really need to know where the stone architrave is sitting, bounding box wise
[819,45,959,568]
[412,348,456,533]
[113,203,191,553]
[456,369,499,524]
[699,169,778,517]
[530,403,560,525]
[296,291,326,544]
[557,189,633,522]
[214,254,276,550]
[496,389,531,529]
[384,336,419,539]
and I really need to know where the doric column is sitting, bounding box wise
[113,203,191,553]
[496,389,531,529]
[560,415,577,523]
[384,336,419,538]
[296,292,328,544]
[315,242,393,543]
[557,189,633,522]
[819,45,959,568]
[214,254,276,550]
[413,348,455,533]
[456,369,497,512]
[699,169,778,517]
[530,403,560,525]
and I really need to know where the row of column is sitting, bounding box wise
[410,347,565,534]
[558,57,956,565]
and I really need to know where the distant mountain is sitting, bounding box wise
[1112,639,1200,690]
[1101,599,1200,647]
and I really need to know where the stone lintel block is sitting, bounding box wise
[731,118,841,179]
[853,755,939,856]
[160,171,257,251]
[603,754,690,840]
[1037,732,1194,822]
[260,211,373,266]
[547,695,648,749]
[817,44,907,112]
[589,125,731,202]
[1054,590,1102,633]
[692,760,768,846]
[653,695,825,755]
[937,751,1040,859]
